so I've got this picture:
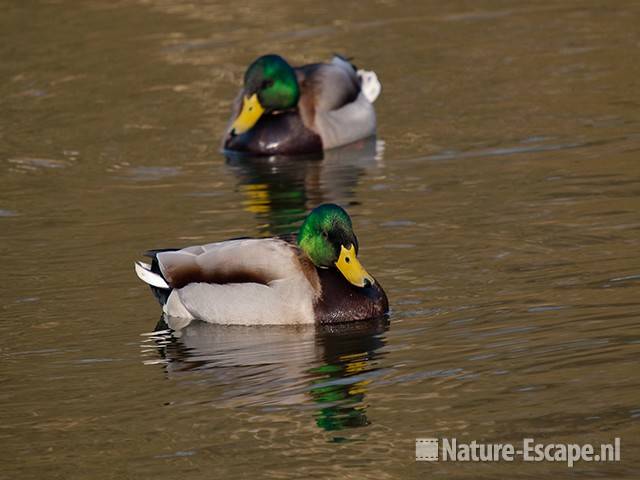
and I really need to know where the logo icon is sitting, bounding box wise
[416,438,438,461]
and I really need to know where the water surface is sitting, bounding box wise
[2,1,640,478]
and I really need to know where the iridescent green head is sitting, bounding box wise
[298,204,374,288]
[245,54,300,110]
[231,54,300,135]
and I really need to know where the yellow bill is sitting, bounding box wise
[231,94,265,134]
[335,245,374,288]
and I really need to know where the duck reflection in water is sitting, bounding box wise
[143,315,388,432]
[224,137,384,235]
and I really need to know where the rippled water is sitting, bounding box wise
[2,1,640,478]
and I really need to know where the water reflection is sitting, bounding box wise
[142,315,389,432]
[310,322,388,432]
[224,137,384,235]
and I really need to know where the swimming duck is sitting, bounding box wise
[222,54,381,155]
[135,204,388,325]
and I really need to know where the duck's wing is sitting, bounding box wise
[296,57,360,114]
[135,238,321,325]
[297,56,381,149]
[138,238,308,289]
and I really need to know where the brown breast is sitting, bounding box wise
[224,111,322,156]
[313,267,389,324]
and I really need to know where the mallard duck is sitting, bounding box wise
[222,54,381,155]
[135,204,388,325]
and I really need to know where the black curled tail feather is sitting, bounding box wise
[143,248,179,306]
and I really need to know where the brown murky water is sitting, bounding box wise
[2,1,640,478]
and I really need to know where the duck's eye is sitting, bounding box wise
[261,79,273,89]
[322,231,329,239]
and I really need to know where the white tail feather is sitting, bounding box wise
[357,69,381,103]
[135,261,170,289]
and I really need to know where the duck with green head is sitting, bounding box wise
[135,204,388,325]
[223,54,381,155]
